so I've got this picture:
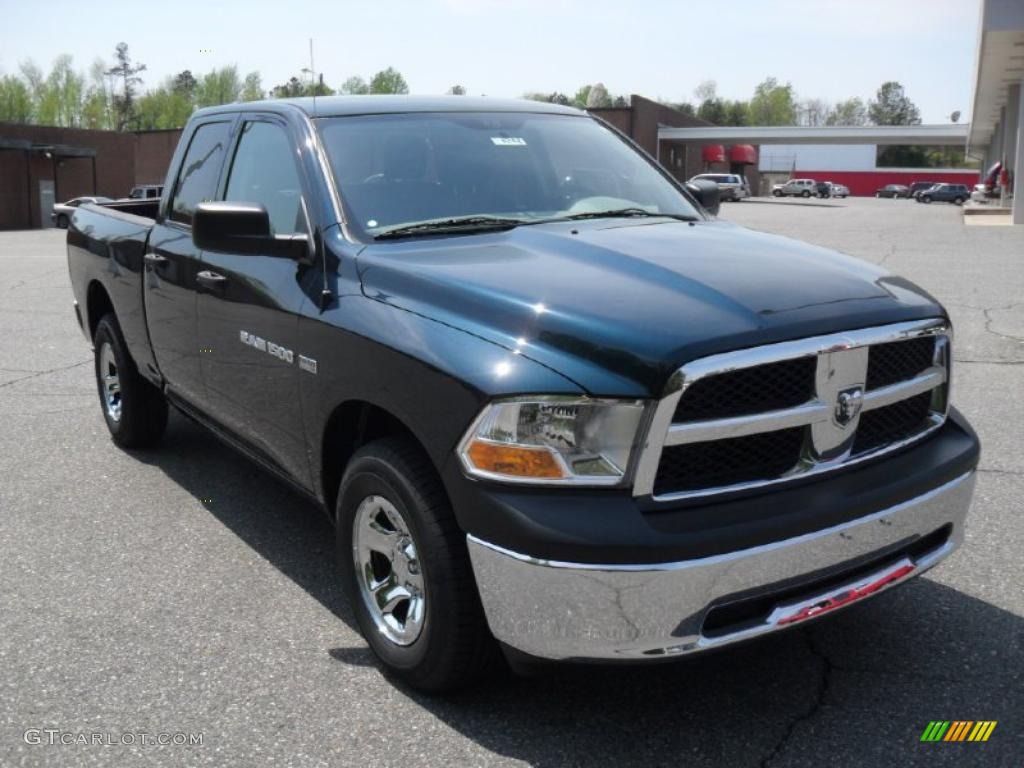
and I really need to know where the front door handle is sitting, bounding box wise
[196,270,228,289]
[144,253,168,265]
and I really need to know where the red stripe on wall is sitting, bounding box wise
[795,170,979,197]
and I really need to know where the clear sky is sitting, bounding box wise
[0,0,980,122]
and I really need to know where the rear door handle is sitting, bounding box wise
[196,270,228,289]
[144,253,168,265]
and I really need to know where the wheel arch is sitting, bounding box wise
[320,399,441,521]
[85,280,115,343]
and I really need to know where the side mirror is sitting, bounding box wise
[193,201,310,260]
[685,179,721,216]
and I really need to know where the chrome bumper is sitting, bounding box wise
[467,471,975,660]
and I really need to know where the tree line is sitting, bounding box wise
[1,44,961,160]
[0,43,421,131]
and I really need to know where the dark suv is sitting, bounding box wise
[909,181,938,200]
[918,184,969,205]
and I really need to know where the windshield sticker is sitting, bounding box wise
[491,137,527,146]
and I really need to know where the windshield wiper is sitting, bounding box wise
[562,208,699,222]
[374,216,526,240]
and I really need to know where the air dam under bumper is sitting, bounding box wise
[467,471,975,661]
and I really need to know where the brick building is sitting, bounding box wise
[0,123,181,230]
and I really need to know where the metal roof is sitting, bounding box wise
[967,0,1024,155]
[657,124,969,146]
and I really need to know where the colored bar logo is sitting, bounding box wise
[920,721,997,742]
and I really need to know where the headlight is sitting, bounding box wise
[457,397,647,485]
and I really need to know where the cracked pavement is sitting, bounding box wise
[1,200,1022,768]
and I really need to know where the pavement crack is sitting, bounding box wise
[0,359,92,390]
[981,304,1024,345]
[759,630,832,768]
[977,467,1024,477]
[955,358,1024,365]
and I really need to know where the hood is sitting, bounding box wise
[356,219,944,397]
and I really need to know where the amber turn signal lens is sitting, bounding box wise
[466,440,566,479]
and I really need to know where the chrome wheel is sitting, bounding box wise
[98,341,122,423]
[352,495,425,646]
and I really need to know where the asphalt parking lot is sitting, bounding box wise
[1,196,1021,767]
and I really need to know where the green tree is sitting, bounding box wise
[340,76,369,95]
[105,43,146,131]
[172,70,197,97]
[697,97,728,125]
[447,84,466,95]
[826,97,867,126]
[81,59,113,130]
[748,77,796,125]
[572,84,592,108]
[725,100,748,126]
[0,74,33,122]
[585,82,612,108]
[272,77,305,98]
[136,79,193,129]
[868,81,921,125]
[43,55,86,127]
[195,66,242,107]
[241,71,263,101]
[369,67,409,94]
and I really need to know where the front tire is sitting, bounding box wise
[336,437,497,692]
[93,314,167,448]
[922,196,932,204]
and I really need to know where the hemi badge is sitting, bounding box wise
[298,355,318,374]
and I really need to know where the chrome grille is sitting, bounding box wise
[633,319,950,501]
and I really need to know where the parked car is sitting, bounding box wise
[829,183,849,198]
[814,181,832,198]
[918,184,969,205]
[127,184,163,200]
[909,182,938,200]
[875,184,910,199]
[67,96,978,692]
[50,196,113,229]
[970,184,989,204]
[688,173,750,201]
[772,178,817,197]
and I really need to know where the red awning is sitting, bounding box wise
[701,144,726,163]
[729,144,757,164]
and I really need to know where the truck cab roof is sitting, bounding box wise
[193,95,585,120]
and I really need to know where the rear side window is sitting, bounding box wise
[169,121,231,225]
[224,121,305,236]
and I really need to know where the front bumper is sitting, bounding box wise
[467,471,975,661]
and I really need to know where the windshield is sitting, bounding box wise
[317,112,701,238]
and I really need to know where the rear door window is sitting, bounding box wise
[169,122,232,226]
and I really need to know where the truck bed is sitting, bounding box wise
[67,201,158,378]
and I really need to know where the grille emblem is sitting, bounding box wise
[834,386,864,427]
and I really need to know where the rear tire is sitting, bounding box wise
[954,197,964,205]
[93,314,167,448]
[772,190,781,197]
[56,214,69,229]
[336,437,498,693]
[801,190,811,198]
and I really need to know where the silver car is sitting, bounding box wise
[50,196,113,229]
[689,173,750,201]
[772,178,817,198]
